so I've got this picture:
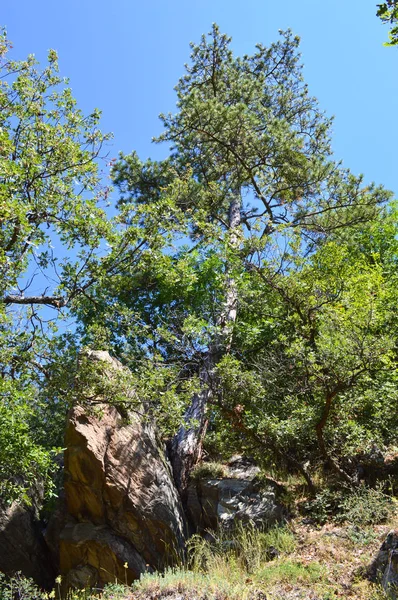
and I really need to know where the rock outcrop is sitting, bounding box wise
[0,499,55,589]
[60,351,186,589]
[187,457,285,531]
[369,529,398,598]
[0,352,287,592]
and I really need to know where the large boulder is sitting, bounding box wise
[187,457,285,531]
[61,351,186,588]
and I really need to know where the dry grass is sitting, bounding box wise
[128,517,395,600]
[2,510,394,599]
[273,519,393,599]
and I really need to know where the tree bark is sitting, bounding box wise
[315,389,353,484]
[170,192,242,496]
[170,373,210,495]
[3,294,67,308]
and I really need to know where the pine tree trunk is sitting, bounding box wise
[170,368,210,495]
[170,193,242,496]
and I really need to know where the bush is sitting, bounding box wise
[338,485,395,526]
[0,572,132,600]
[302,484,395,525]
[0,572,45,600]
[301,487,343,524]
[187,523,295,574]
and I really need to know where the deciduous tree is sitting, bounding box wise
[0,29,112,501]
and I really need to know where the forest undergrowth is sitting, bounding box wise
[2,478,397,600]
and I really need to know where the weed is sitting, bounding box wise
[0,572,132,600]
[302,484,395,526]
[347,526,378,546]
[0,572,46,600]
[301,487,342,524]
[134,566,263,600]
[338,485,394,526]
[102,583,131,599]
[187,523,295,573]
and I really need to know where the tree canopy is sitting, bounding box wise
[1,25,397,504]
[79,25,397,490]
[0,27,112,501]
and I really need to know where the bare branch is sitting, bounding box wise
[3,294,67,308]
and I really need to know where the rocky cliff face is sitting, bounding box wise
[0,351,285,592]
[60,351,187,588]
[0,499,55,589]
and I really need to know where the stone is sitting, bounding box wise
[369,529,398,598]
[60,521,147,586]
[227,455,261,480]
[43,494,66,574]
[61,350,186,587]
[64,564,98,591]
[0,500,55,589]
[187,474,285,532]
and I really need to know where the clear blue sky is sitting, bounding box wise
[3,0,397,198]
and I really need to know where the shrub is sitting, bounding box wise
[337,485,395,526]
[302,484,395,526]
[187,523,295,574]
[301,487,343,524]
[0,572,45,600]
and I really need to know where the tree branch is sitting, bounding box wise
[3,294,67,308]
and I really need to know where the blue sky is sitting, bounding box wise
[4,0,397,200]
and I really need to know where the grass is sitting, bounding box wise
[187,523,297,573]
[190,461,228,480]
[130,512,397,600]
[127,518,395,599]
[1,488,396,600]
[133,567,258,600]
[256,559,326,585]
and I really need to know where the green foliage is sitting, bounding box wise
[0,29,111,504]
[0,572,47,600]
[377,1,398,45]
[134,567,241,600]
[101,583,131,599]
[135,525,296,600]
[95,24,397,487]
[303,484,395,525]
[346,526,378,546]
[338,485,395,526]
[0,574,131,600]
[255,559,326,586]
[0,27,112,301]
[187,524,296,574]
[0,384,60,504]
[302,487,343,524]
[2,22,398,509]
[134,524,326,599]
[101,25,390,362]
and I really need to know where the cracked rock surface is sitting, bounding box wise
[186,474,285,532]
[61,352,186,589]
